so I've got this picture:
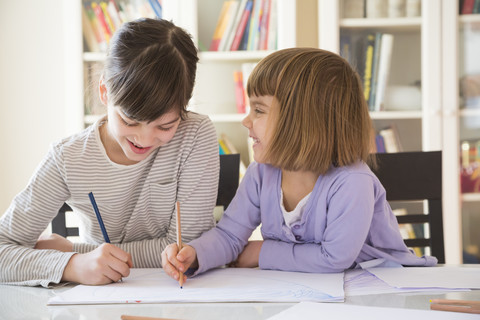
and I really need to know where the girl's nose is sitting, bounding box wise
[242,114,252,129]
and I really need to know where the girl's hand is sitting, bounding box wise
[62,243,133,285]
[230,240,263,268]
[34,233,73,252]
[161,243,198,282]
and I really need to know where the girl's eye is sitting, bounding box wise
[254,108,264,114]
[121,118,137,127]
[158,126,173,132]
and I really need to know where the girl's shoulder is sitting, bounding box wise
[51,124,96,154]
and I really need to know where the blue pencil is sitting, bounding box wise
[88,192,110,243]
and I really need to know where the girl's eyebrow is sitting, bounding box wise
[157,117,180,126]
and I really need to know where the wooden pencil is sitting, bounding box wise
[121,315,181,320]
[176,201,184,288]
[430,299,480,314]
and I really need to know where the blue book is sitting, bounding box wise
[148,0,162,18]
[238,12,252,51]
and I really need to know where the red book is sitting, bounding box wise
[462,0,475,14]
[230,0,253,51]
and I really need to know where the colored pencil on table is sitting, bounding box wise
[176,201,184,288]
[430,299,480,314]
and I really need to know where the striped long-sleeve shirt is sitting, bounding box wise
[0,112,219,287]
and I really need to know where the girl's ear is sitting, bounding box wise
[99,75,108,106]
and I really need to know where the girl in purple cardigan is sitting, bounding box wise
[162,48,437,282]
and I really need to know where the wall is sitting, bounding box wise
[0,1,71,215]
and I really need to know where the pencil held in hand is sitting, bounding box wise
[430,299,480,314]
[176,201,184,288]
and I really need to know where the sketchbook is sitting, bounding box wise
[48,268,345,305]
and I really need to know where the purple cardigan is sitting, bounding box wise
[189,161,437,275]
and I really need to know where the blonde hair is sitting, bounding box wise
[247,47,374,174]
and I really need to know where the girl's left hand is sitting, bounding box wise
[34,233,73,252]
[230,240,263,268]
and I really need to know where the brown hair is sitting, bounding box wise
[103,18,198,122]
[247,47,374,174]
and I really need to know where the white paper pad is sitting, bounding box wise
[367,266,480,289]
[266,301,480,320]
[345,269,470,296]
[48,268,345,305]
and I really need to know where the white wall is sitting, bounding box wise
[0,1,74,215]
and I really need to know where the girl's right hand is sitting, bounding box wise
[161,243,198,281]
[62,243,133,285]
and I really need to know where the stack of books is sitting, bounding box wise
[82,0,162,52]
[209,0,277,52]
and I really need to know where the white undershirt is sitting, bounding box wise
[281,191,312,229]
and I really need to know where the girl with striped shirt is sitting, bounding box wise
[0,18,219,287]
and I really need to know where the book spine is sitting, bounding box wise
[82,5,100,52]
[461,0,476,14]
[148,0,163,18]
[230,0,253,51]
[218,1,240,51]
[368,32,382,111]
[247,0,262,50]
[209,1,232,51]
[224,0,248,51]
[363,33,375,103]
[92,2,112,43]
[374,33,394,111]
[233,71,246,113]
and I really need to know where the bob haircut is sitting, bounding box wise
[247,47,374,174]
[103,18,198,122]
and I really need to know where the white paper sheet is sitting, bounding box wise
[266,301,480,320]
[48,268,345,305]
[367,266,480,289]
[344,269,470,296]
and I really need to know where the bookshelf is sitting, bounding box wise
[317,0,465,261]
[442,0,480,264]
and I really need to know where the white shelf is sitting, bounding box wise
[199,51,274,62]
[370,110,422,120]
[459,14,480,24]
[462,193,480,202]
[340,17,422,31]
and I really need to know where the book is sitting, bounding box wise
[343,0,365,18]
[91,1,112,44]
[82,5,100,52]
[362,33,376,104]
[461,0,476,14]
[218,0,240,51]
[106,0,123,31]
[379,124,403,153]
[219,139,231,155]
[258,0,272,50]
[374,33,394,111]
[266,0,277,50]
[147,0,163,18]
[84,3,108,52]
[100,1,116,35]
[233,71,246,114]
[231,0,254,51]
[223,0,249,51]
[366,0,387,18]
[209,1,234,51]
[368,32,383,111]
[375,134,386,153]
[247,0,263,50]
